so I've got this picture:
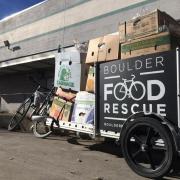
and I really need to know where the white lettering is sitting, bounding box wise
[111,65,117,74]
[135,60,142,70]
[131,104,139,114]
[104,103,110,113]
[113,104,119,114]
[104,84,113,101]
[127,62,133,71]
[143,104,152,114]
[147,80,165,100]
[122,103,128,114]
[157,104,166,116]
[146,58,153,69]
[104,66,109,74]
[119,63,125,72]
[156,56,164,67]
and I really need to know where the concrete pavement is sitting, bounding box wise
[0,130,180,180]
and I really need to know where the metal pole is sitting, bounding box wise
[176,47,180,128]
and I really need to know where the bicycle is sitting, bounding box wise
[8,85,55,131]
[32,96,75,138]
[114,74,145,101]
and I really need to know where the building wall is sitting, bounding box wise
[0,0,180,65]
[0,0,180,109]
[0,67,54,112]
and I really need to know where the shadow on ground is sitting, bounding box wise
[66,135,180,179]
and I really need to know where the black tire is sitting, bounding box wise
[8,98,32,131]
[33,117,53,138]
[33,101,53,138]
[121,117,176,179]
[38,102,51,116]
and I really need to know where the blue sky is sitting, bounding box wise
[0,0,45,20]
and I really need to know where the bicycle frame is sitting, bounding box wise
[35,86,55,115]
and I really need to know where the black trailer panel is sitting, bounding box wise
[98,50,179,132]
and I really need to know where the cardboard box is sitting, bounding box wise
[49,97,73,122]
[98,33,120,62]
[119,9,180,42]
[54,50,88,91]
[86,37,103,64]
[63,101,73,122]
[56,88,76,101]
[119,22,126,43]
[49,97,65,120]
[121,32,180,59]
[86,66,95,93]
[86,33,120,63]
[71,92,95,125]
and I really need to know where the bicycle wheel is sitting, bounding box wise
[121,117,175,179]
[114,83,127,101]
[33,117,54,138]
[38,101,52,116]
[8,98,32,131]
[130,81,146,101]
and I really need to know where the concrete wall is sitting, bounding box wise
[0,0,180,109]
[0,67,54,111]
[0,0,180,64]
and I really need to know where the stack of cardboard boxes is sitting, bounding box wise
[84,9,180,94]
[86,9,180,63]
[50,9,180,126]
[120,9,180,59]
[50,49,95,125]
[86,32,120,63]
[85,32,121,93]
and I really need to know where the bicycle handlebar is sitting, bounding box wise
[29,76,53,92]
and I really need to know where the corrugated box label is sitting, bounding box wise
[54,58,82,91]
[121,34,170,53]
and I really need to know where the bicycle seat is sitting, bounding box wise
[31,115,50,122]
[131,74,135,79]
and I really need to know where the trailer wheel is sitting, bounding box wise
[121,117,175,179]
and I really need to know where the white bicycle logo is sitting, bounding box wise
[114,75,146,101]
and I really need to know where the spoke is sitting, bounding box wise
[132,149,142,159]
[145,127,153,145]
[23,106,26,114]
[17,111,24,115]
[133,135,143,145]
[152,145,167,151]
[146,151,156,170]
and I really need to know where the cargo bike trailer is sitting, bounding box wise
[33,48,180,179]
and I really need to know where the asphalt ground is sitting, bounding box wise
[0,129,180,180]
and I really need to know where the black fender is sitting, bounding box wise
[120,112,180,153]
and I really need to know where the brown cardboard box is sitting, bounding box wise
[56,88,76,101]
[55,50,88,91]
[98,33,120,62]
[121,32,179,59]
[85,37,103,64]
[119,22,126,43]
[49,97,73,122]
[86,66,95,92]
[49,97,65,120]
[62,101,73,122]
[86,33,120,63]
[119,9,180,42]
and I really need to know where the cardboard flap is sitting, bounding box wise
[56,88,76,101]
[98,34,120,62]
[105,34,120,61]
[86,37,103,63]
[119,22,126,43]
[56,50,83,64]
